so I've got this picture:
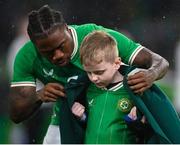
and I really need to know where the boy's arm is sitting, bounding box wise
[128,47,169,94]
[72,102,86,121]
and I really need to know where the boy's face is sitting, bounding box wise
[83,58,121,88]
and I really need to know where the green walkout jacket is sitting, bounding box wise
[123,66,180,144]
[59,66,180,144]
[59,74,90,144]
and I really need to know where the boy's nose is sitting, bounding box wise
[91,74,98,82]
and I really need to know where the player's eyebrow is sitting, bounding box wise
[40,39,65,52]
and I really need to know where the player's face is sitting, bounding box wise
[35,25,74,66]
[83,58,121,88]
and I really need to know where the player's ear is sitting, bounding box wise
[114,57,121,70]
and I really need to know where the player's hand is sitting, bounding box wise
[127,70,154,94]
[37,83,66,102]
[71,102,85,118]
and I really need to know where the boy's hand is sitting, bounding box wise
[126,106,147,124]
[71,102,85,118]
[128,106,138,120]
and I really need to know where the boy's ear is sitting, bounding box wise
[114,57,121,69]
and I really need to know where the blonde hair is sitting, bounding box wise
[80,31,118,66]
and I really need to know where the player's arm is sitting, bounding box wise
[128,47,169,94]
[9,86,42,123]
[10,83,65,123]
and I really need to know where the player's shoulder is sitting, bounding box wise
[15,40,38,65]
[16,41,37,58]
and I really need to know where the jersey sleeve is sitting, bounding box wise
[11,41,36,87]
[70,23,144,65]
[106,29,144,65]
[74,23,144,65]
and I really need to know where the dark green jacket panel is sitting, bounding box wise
[59,74,90,144]
[58,66,180,144]
[123,67,180,144]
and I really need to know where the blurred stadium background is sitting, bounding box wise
[0,0,180,143]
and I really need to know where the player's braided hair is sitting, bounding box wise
[27,5,65,41]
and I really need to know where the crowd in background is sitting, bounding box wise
[0,0,180,143]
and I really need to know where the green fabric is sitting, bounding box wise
[11,24,142,125]
[12,24,141,85]
[0,116,11,143]
[123,66,180,144]
[85,83,136,144]
[70,24,141,66]
[59,74,90,144]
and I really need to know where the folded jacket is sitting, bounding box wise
[123,66,180,144]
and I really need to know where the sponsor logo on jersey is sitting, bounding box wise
[117,98,132,112]
[43,68,54,77]
[88,99,94,106]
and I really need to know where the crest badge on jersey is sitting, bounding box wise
[117,98,132,112]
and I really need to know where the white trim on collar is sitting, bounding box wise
[68,26,78,60]
[108,82,123,91]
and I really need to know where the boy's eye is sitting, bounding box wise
[86,70,105,76]
[94,70,105,75]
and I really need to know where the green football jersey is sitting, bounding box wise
[11,23,143,125]
[85,82,136,144]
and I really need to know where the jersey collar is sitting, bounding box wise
[69,26,78,60]
[100,81,123,91]
[108,81,123,91]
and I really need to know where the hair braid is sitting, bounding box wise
[27,5,65,41]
